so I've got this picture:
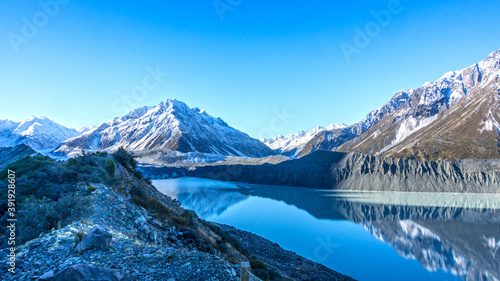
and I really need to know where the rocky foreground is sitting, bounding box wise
[0,150,353,281]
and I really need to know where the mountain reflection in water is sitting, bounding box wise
[154,178,500,281]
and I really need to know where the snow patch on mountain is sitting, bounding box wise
[384,115,438,151]
[478,109,500,134]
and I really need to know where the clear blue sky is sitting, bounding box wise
[1,0,500,138]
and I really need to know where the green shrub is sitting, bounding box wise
[1,155,54,179]
[104,177,121,187]
[250,259,267,270]
[253,268,270,280]
[0,152,128,204]
[173,210,195,228]
[105,159,116,177]
[134,169,144,179]
[250,261,287,281]
[89,151,109,158]
[74,230,87,245]
[18,192,91,243]
[87,185,97,193]
[129,185,171,220]
[112,147,137,171]
[65,158,78,167]
[204,222,246,256]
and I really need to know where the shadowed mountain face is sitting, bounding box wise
[155,179,500,281]
[188,151,500,193]
[297,50,500,160]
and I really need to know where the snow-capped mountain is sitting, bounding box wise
[56,99,275,158]
[298,92,412,157]
[77,125,96,134]
[261,123,346,157]
[0,116,80,151]
[301,49,500,160]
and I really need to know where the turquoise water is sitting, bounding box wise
[154,178,500,281]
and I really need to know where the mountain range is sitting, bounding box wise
[1,49,499,162]
[295,49,500,160]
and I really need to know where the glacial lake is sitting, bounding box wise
[153,177,500,281]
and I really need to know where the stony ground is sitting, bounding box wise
[1,182,240,280]
[2,222,238,281]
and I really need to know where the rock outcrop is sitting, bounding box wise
[75,226,113,253]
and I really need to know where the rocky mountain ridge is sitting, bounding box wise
[188,151,500,193]
[273,49,500,160]
[338,49,500,160]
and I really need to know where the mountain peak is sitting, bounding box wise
[78,125,97,134]
[486,48,500,59]
[261,123,348,157]
[23,115,52,125]
[159,98,188,108]
[27,115,46,120]
[56,98,274,158]
[326,123,347,130]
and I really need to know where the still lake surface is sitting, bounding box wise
[153,177,500,281]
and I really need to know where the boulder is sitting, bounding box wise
[75,226,112,253]
[39,270,55,281]
[180,229,197,240]
[52,264,137,281]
